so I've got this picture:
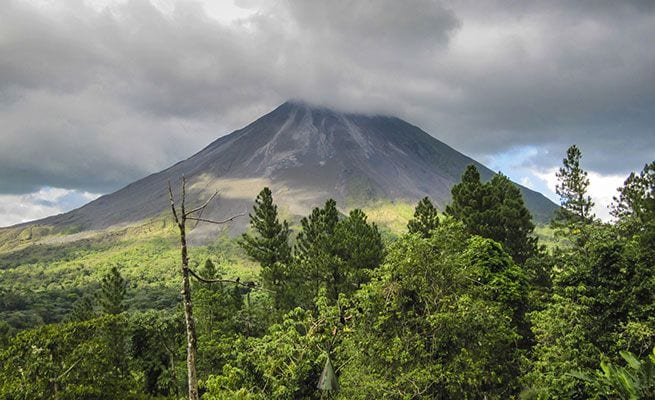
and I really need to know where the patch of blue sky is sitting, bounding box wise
[486,145,559,203]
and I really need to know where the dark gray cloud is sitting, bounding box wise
[0,0,654,199]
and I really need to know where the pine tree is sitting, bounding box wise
[486,174,537,264]
[239,187,291,308]
[447,165,536,264]
[295,199,340,260]
[407,197,439,238]
[612,161,655,225]
[200,259,217,279]
[335,209,385,291]
[446,165,485,230]
[96,266,129,380]
[294,199,340,304]
[554,145,595,226]
[97,266,127,315]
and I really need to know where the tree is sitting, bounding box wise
[203,293,343,400]
[526,223,655,398]
[446,165,484,227]
[97,266,127,315]
[96,266,129,379]
[129,310,185,397]
[612,161,655,227]
[525,293,599,399]
[0,316,134,399]
[334,209,385,292]
[407,197,439,238]
[447,166,537,264]
[338,221,524,398]
[486,174,538,264]
[554,145,595,227]
[293,201,384,304]
[239,188,292,309]
[168,178,244,400]
[294,199,341,304]
[296,199,340,260]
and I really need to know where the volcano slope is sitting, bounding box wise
[7,101,557,242]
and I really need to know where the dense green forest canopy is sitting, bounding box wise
[1,148,654,399]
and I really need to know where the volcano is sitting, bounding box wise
[27,101,557,237]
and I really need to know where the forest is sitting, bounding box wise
[1,145,654,399]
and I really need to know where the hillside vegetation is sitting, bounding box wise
[0,151,653,399]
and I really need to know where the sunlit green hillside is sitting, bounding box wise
[0,218,258,330]
[0,198,556,333]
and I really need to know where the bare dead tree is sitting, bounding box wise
[168,177,244,400]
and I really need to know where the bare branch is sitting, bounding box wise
[184,191,219,217]
[188,268,271,292]
[186,213,246,225]
[168,181,180,225]
[54,357,83,382]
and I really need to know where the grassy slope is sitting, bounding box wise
[0,218,258,330]
[1,199,554,331]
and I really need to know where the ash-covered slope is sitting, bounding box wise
[30,101,557,236]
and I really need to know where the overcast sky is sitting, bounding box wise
[1,0,654,226]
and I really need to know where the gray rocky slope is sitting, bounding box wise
[27,101,557,238]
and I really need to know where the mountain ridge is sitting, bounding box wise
[8,101,558,239]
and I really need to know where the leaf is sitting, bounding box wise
[621,351,642,371]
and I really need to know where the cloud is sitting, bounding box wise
[533,167,625,222]
[0,0,653,224]
[0,187,100,227]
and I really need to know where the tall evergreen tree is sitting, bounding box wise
[486,174,538,264]
[96,266,129,381]
[97,266,127,315]
[239,187,291,308]
[295,199,339,260]
[446,165,536,263]
[335,209,385,292]
[554,145,595,227]
[407,197,439,238]
[446,165,484,227]
[612,161,655,226]
[294,199,340,304]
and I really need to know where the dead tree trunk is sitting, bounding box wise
[169,178,199,400]
[168,177,243,400]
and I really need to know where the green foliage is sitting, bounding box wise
[333,208,385,293]
[0,320,12,350]
[97,266,127,315]
[526,220,655,398]
[293,201,384,306]
[407,196,439,238]
[129,310,185,397]
[446,164,484,224]
[525,294,599,399]
[204,292,342,400]
[338,222,524,399]
[553,145,595,227]
[447,165,537,264]
[612,161,655,244]
[67,294,96,322]
[239,188,292,308]
[571,348,655,400]
[2,173,655,399]
[0,316,135,399]
[193,260,250,376]
[294,199,341,304]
